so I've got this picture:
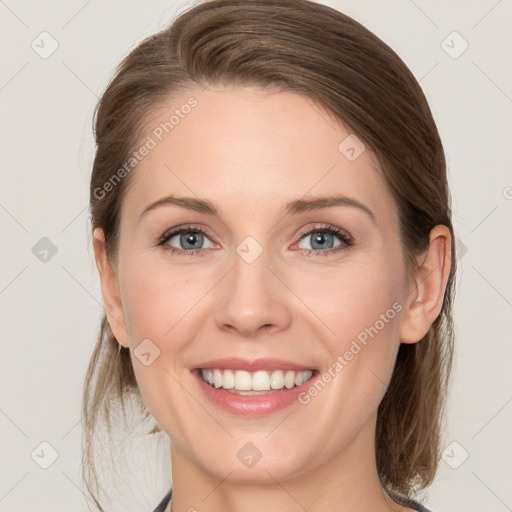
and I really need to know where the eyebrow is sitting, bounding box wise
[138,194,376,224]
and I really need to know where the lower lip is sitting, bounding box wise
[191,369,319,417]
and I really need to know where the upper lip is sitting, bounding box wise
[194,357,316,372]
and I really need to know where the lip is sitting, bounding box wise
[191,359,319,417]
[194,357,316,372]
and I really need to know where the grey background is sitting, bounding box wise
[0,0,511,511]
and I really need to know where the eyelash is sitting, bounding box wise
[155,223,354,257]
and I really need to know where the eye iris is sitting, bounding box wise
[311,231,334,250]
[181,232,202,249]
[170,229,340,251]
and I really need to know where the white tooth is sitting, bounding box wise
[270,370,285,389]
[295,370,312,386]
[284,370,296,389]
[203,368,313,391]
[252,371,271,391]
[222,369,235,389]
[213,369,223,388]
[234,370,252,391]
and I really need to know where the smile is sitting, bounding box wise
[200,368,314,393]
[191,362,320,416]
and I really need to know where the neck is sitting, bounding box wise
[167,417,412,512]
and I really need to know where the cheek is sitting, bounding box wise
[117,255,196,366]
[120,253,209,342]
[303,256,404,408]
[304,254,403,345]
[117,258,208,430]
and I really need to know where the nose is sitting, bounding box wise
[214,246,292,339]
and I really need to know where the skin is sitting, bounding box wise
[93,84,452,512]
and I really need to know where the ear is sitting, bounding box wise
[92,227,130,348]
[399,225,452,344]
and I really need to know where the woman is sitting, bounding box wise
[83,1,456,511]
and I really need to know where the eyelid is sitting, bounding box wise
[295,223,353,244]
[155,223,215,246]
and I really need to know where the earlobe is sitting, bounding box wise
[92,228,130,348]
[399,225,452,344]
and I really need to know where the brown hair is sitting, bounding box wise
[83,0,456,508]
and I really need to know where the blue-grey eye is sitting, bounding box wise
[166,230,214,250]
[298,230,342,251]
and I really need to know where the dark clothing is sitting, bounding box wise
[152,488,172,512]
[152,489,432,512]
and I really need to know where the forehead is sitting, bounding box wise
[121,85,397,228]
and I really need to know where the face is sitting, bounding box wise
[100,84,417,484]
